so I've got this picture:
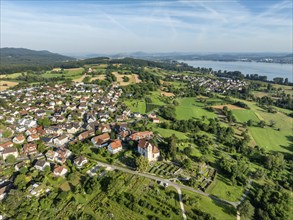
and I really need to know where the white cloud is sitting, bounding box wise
[1,0,292,54]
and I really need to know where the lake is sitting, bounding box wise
[181,60,293,82]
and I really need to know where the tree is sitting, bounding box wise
[246,119,253,127]
[5,155,16,164]
[83,76,91,84]
[238,200,254,220]
[37,117,51,127]
[168,134,177,160]
[183,158,192,170]
[123,76,130,82]
[14,174,27,190]
[258,120,266,128]
[135,156,149,172]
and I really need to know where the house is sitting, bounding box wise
[74,156,88,168]
[2,147,19,160]
[118,130,130,141]
[41,137,53,144]
[0,141,14,153]
[98,124,111,133]
[16,126,26,133]
[66,123,80,134]
[15,161,28,171]
[25,128,37,136]
[45,126,63,136]
[86,121,100,131]
[53,135,69,146]
[45,150,58,161]
[152,118,160,123]
[53,166,68,177]
[137,139,160,162]
[55,147,72,164]
[34,160,50,171]
[23,143,38,156]
[91,133,110,148]
[78,130,94,141]
[130,131,153,141]
[12,134,25,144]
[27,134,40,142]
[107,139,123,154]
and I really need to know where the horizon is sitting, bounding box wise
[1,0,293,54]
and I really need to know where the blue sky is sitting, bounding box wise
[1,0,292,55]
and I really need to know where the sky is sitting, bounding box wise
[1,0,292,55]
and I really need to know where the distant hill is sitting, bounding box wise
[0,48,75,74]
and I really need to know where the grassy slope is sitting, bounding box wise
[205,174,244,202]
[232,109,260,123]
[232,98,292,153]
[175,97,217,120]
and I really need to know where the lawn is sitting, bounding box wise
[182,190,236,220]
[175,97,217,120]
[232,109,260,123]
[124,99,146,114]
[205,174,244,202]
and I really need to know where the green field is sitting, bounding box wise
[231,98,293,153]
[42,68,84,79]
[124,100,146,114]
[206,174,244,202]
[232,109,260,123]
[147,91,166,105]
[175,97,217,120]
[250,127,292,153]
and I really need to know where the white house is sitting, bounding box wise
[2,147,19,160]
[74,156,88,168]
[107,139,123,154]
[53,166,68,177]
[53,135,69,146]
[34,160,50,171]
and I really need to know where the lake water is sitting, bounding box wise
[181,60,293,82]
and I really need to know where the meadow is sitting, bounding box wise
[124,100,146,114]
[175,97,217,120]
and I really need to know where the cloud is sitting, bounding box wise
[0,0,292,54]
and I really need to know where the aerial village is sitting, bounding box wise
[0,82,160,200]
